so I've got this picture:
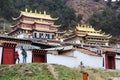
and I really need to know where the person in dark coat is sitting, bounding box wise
[21,48,27,63]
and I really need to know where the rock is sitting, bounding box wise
[66,0,106,24]
[25,69,33,76]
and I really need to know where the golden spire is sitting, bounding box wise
[44,11,46,15]
[81,25,83,27]
[90,26,92,28]
[35,9,37,13]
[25,8,28,12]
[87,25,90,28]
[102,32,105,35]
[39,11,41,14]
[83,25,86,28]
[76,24,79,29]
[30,10,32,13]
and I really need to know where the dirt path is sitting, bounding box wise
[47,64,58,80]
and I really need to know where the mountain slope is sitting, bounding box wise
[66,0,106,24]
[0,63,120,80]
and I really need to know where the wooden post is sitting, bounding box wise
[83,72,89,80]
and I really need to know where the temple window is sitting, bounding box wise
[49,34,52,39]
[36,32,39,38]
[52,35,54,39]
[48,34,50,39]
[43,33,46,38]
[41,33,43,38]
[34,33,37,38]
[39,33,41,38]
[45,34,48,39]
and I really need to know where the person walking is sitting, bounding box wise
[15,51,20,64]
[21,48,27,63]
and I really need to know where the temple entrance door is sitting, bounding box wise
[2,48,14,64]
[33,54,46,63]
[107,56,115,69]
[32,50,47,63]
[105,52,116,69]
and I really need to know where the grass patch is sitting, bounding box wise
[0,63,120,80]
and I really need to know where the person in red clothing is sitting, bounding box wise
[15,51,20,64]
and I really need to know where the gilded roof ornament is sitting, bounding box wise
[25,8,28,12]
[78,24,80,27]
[44,11,46,15]
[90,26,92,28]
[98,29,101,32]
[30,10,32,13]
[13,9,58,20]
[39,11,41,14]
[81,25,83,27]
[108,35,112,38]
[87,25,89,28]
[35,10,37,13]
[102,32,105,35]
[83,25,86,28]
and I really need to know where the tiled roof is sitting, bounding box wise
[99,47,116,53]
[77,48,101,57]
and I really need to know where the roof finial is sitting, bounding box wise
[25,8,28,12]
[84,25,86,28]
[90,25,92,28]
[44,11,46,15]
[30,10,32,13]
[88,25,90,28]
[35,9,37,13]
[81,25,83,27]
[39,11,41,14]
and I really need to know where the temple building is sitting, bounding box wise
[8,9,60,40]
[63,24,112,46]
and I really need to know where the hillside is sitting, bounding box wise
[0,0,120,37]
[0,63,120,80]
[66,0,106,24]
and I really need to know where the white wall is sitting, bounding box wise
[74,50,104,69]
[116,54,120,70]
[17,33,29,38]
[16,48,32,64]
[0,47,3,64]
[47,50,104,69]
[47,54,77,68]
[116,59,120,70]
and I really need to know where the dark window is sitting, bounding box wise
[39,33,41,38]
[48,34,50,39]
[34,33,37,38]
[52,35,54,39]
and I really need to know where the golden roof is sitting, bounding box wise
[13,9,58,20]
[51,24,61,28]
[76,24,100,32]
[87,33,112,38]
[75,24,112,38]
[21,27,32,30]
[10,25,15,28]
[21,21,34,24]
[87,33,105,37]
[56,30,67,33]
[77,34,86,37]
